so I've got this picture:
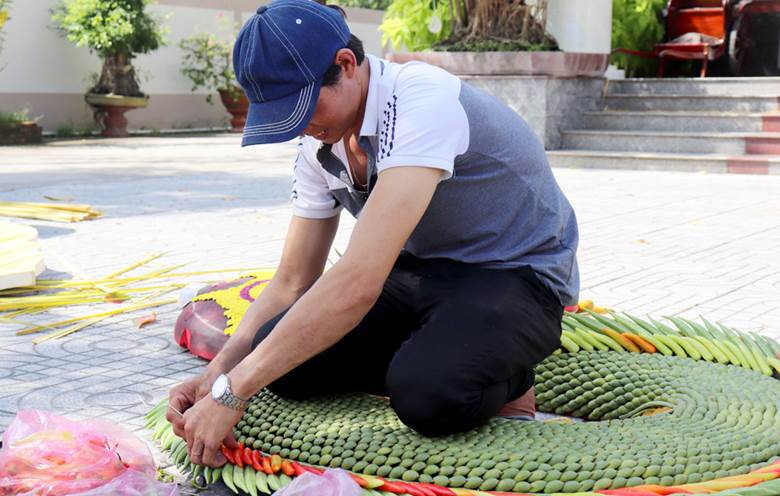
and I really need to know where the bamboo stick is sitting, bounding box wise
[0,201,101,223]
[103,252,166,279]
[32,296,177,343]
[30,267,267,288]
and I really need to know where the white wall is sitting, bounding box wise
[0,2,384,96]
[139,5,236,95]
[0,0,100,93]
[547,0,613,54]
[0,0,606,131]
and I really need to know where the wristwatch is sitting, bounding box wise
[211,374,249,411]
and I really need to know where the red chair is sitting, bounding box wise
[614,0,729,77]
[655,0,729,76]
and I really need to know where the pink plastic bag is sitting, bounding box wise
[70,470,178,496]
[273,469,362,496]
[0,410,178,496]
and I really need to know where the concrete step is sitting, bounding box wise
[583,111,780,133]
[603,94,780,113]
[547,150,780,174]
[607,77,780,97]
[561,130,780,155]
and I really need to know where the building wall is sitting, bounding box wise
[547,0,613,54]
[0,0,384,132]
[0,0,611,134]
[464,76,605,150]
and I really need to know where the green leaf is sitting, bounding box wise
[51,0,167,58]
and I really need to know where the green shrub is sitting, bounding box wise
[611,0,667,77]
[179,33,237,104]
[380,0,555,53]
[380,0,452,52]
[51,0,165,58]
[0,108,31,125]
[52,0,167,95]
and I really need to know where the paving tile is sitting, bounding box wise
[1,135,779,495]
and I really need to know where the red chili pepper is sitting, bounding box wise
[220,446,235,465]
[261,455,273,475]
[291,461,307,477]
[349,474,368,487]
[395,482,432,496]
[242,447,254,466]
[281,460,295,477]
[377,480,408,494]
[233,447,244,468]
[409,483,438,496]
[600,488,673,496]
[251,450,263,472]
[298,464,323,475]
[418,483,456,496]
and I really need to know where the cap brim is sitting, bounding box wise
[241,80,321,146]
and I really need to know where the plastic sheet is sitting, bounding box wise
[0,410,178,496]
[273,469,362,496]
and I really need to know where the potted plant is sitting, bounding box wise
[52,0,166,137]
[179,32,248,132]
[381,0,607,78]
[0,110,43,146]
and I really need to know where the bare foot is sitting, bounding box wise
[498,387,535,418]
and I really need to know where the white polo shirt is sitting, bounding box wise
[291,54,469,218]
[289,54,580,306]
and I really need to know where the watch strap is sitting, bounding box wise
[214,374,249,411]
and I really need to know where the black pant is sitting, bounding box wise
[251,253,563,436]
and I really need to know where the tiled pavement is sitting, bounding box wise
[1,134,779,491]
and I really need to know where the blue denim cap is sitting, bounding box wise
[233,0,351,146]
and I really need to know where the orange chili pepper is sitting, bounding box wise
[281,460,295,476]
[623,332,657,353]
[261,455,273,475]
[270,454,283,473]
[233,447,244,468]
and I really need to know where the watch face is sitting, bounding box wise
[212,374,228,399]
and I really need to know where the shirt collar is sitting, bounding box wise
[358,54,383,138]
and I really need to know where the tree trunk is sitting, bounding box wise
[89,53,144,97]
[449,0,555,47]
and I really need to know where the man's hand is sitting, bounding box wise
[167,372,218,438]
[182,395,242,467]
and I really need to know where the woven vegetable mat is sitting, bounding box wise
[152,278,780,495]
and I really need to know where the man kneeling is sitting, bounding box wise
[167,0,579,468]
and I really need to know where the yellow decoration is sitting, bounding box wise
[192,270,276,336]
[0,221,45,291]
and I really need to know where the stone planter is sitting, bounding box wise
[219,87,250,133]
[386,51,610,78]
[0,122,43,146]
[85,93,149,138]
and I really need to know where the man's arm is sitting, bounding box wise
[207,214,341,376]
[167,214,338,433]
[227,166,442,399]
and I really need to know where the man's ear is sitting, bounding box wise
[334,48,358,77]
